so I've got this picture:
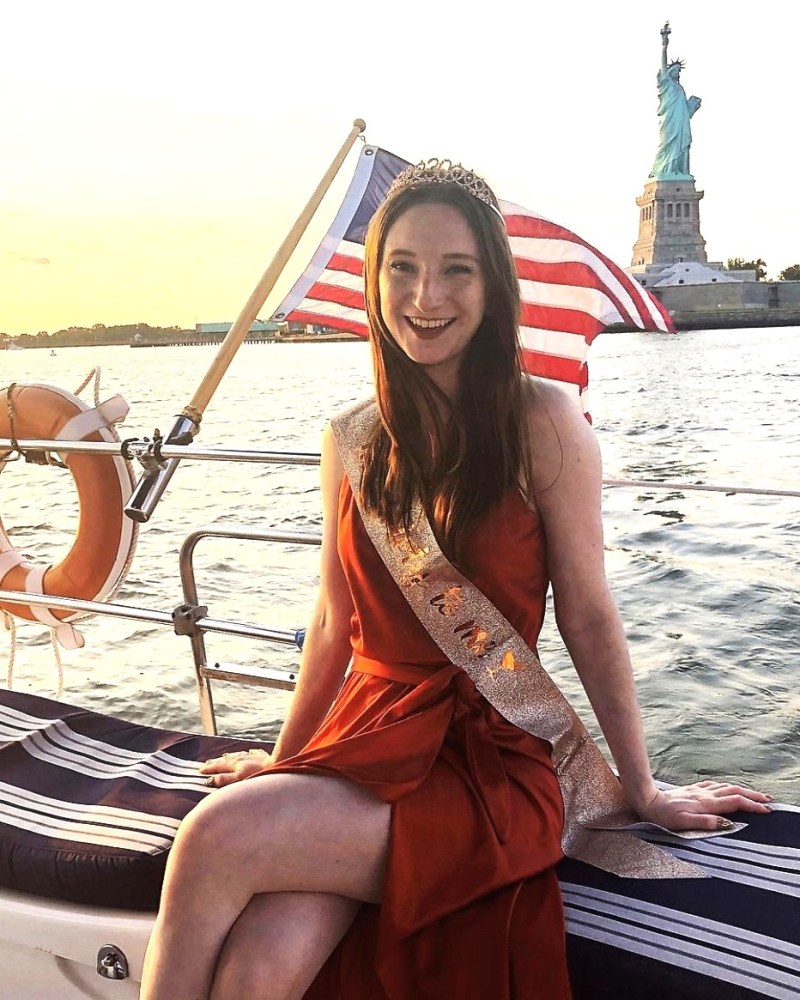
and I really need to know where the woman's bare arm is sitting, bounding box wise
[526,382,771,828]
[202,423,354,784]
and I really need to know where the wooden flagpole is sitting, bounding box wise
[125,118,366,523]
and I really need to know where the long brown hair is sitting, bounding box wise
[360,181,532,566]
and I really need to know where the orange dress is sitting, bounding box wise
[270,479,571,998]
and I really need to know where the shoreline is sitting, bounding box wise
[0,333,362,351]
[128,333,359,348]
[4,321,800,351]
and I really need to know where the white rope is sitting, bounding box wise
[50,627,65,699]
[3,611,16,689]
[603,478,800,499]
[2,614,65,697]
[74,366,102,407]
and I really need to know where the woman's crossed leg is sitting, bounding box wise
[211,890,361,1000]
[140,772,391,1000]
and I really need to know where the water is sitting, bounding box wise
[1,329,798,799]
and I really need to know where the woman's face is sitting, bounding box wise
[378,201,486,396]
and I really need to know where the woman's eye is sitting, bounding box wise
[447,264,473,276]
[387,260,413,273]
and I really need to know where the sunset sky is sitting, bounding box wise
[2,0,796,335]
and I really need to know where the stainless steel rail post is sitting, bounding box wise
[178,526,321,734]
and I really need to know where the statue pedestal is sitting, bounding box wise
[630,178,707,269]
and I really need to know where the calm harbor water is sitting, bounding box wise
[1,329,799,799]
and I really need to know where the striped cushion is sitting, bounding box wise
[0,688,270,909]
[1,689,798,997]
[561,807,800,998]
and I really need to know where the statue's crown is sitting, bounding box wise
[387,158,502,218]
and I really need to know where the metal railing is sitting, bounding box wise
[3,437,798,497]
[178,526,321,734]
[0,525,322,736]
[2,437,798,733]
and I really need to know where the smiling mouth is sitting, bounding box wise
[405,316,454,333]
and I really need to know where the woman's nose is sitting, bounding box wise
[412,273,445,313]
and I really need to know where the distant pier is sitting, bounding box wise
[130,333,359,348]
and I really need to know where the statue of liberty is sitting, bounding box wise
[650,22,702,180]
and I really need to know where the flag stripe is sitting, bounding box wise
[289,310,369,337]
[519,303,604,340]
[519,351,588,388]
[518,326,591,362]
[517,277,624,324]
[327,252,364,276]
[504,209,671,330]
[515,259,637,327]
[306,281,366,312]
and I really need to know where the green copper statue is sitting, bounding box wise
[650,22,701,180]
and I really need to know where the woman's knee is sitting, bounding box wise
[180,772,305,845]
[169,773,390,899]
[171,785,244,857]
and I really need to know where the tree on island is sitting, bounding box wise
[0,323,192,348]
[726,257,767,281]
[778,264,800,282]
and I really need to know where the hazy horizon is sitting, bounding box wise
[3,0,796,336]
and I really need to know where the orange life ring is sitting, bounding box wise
[0,382,137,647]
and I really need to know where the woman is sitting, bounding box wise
[140,160,770,1000]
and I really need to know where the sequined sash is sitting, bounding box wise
[333,399,709,879]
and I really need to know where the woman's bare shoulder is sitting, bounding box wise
[521,377,600,493]
[522,377,595,446]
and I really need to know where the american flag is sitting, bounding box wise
[271,146,672,412]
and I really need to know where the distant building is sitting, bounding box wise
[631,262,755,288]
[195,320,333,337]
[195,321,281,335]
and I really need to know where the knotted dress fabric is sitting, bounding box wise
[265,480,571,998]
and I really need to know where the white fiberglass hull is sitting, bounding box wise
[0,886,152,999]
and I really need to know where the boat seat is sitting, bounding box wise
[1,687,799,998]
[559,808,800,999]
[0,687,271,910]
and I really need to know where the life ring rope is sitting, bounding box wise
[3,610,18,690]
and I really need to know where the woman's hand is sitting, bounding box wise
[634,780,773,832]
[198,748,273,788]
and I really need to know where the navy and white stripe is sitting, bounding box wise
[0,702,209,793]
[0,779,180,852]
[564,881,800,999]
[0,688,272,908]
[559,802,800,998]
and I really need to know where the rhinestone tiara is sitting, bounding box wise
[386,158,504,221]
